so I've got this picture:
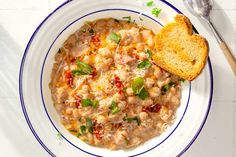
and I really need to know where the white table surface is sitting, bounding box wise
[0,0,235,156]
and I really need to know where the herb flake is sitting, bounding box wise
[69,130,78,133]
[72,59,93,76]
[123,116,141,125]
[107,32,121,44]
[81,98,98,108]
[152,8,162,17]
[122,16,132,23]
[137,60,152,69]
[137,88,149,100]
[86,118,93,133]
[161,82,177,93]
[146,1,154,7]
[80,125,86,134]
[145,49,152,58]
[110,101,120,114]
[179,78,185,83]
[131,77,144,95]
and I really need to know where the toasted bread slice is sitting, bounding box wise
[153,14,209,80]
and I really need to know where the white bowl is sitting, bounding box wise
[19,0,213,156]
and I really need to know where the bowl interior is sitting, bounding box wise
[41,9,190,156]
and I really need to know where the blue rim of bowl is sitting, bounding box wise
[18,0,213,156]
[40,8,191,157]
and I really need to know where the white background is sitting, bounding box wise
[0,0,235,156]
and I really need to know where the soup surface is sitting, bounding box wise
[49,18,181,149]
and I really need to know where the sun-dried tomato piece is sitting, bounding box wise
[91,34,100,47]
[64,69,73,86]
[70,57,76,63]
[143,104,162,113]
[90,68,97,78]
[73,94,81,108]
[114,75,124,94]
[93,120,103,140]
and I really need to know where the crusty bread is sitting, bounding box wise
[153,14,209,80]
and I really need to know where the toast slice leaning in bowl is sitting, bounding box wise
[153,14,209,81]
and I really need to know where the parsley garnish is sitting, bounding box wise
[131,77,144,95]
[80,125,86,134]
[72,59,93,76]
[137,59,152,69]
[107,32,121,44]
[137,88,149,100]
[122,16,132,23]
[131,77,149,100]
[123,115,141,125]
[69,129,78,133]
[81,98,98,108]
[86,118,93,133]
[146,1,154,7]
[161,82,177,93]
[179,78,185,83]
[110,101,120,114]
[145,49,152,58]
[152,8,162,17]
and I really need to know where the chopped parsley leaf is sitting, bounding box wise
[80,125,86,134]
[122,16,132,23]
[72,59,93,76]
[107,32,121,44]
[145,49,152,58]
[86,118,93,133]
[152,8,162,17]
[146,1,154,7]
[131,77,149,100]
[179,78,185,83]
[137,88,149,100]
[81,98,98,108]
[123,116,141,126]
[161,82,177,93]
[69,129,78,133]
[110,101,120,114]
[131,77,144,95]
[137,59,152,69]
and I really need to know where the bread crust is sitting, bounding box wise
[153,14,209,81]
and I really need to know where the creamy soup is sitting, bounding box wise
[49,18,181,150]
